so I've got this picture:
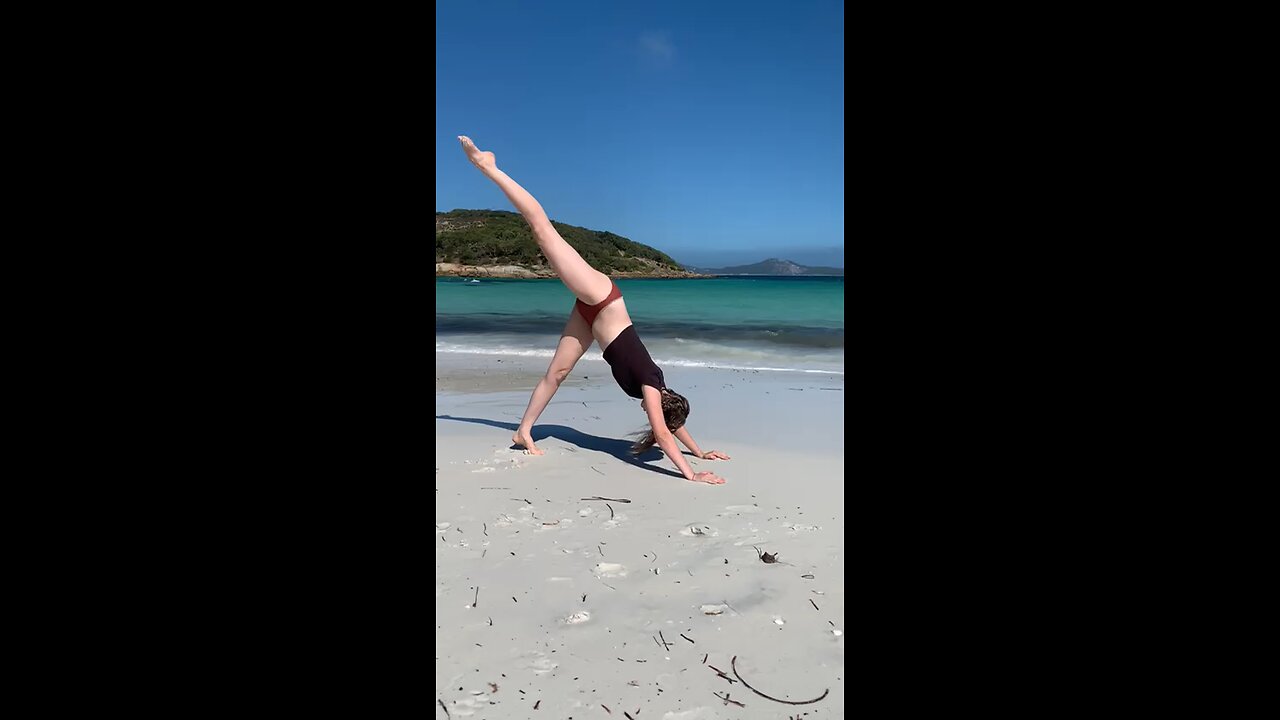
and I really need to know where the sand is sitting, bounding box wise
[435,352,845,718]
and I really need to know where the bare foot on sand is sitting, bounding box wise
[513,429,544,456]
[458,135,496,171]
[691,471,726,485]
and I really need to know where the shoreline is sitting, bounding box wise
[435,350,844,393]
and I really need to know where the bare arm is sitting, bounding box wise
[643,386,725,484]
[674,427,731,460]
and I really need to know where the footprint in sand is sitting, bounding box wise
[717,504,762,517]
[661,708,719,720]
[445,693,497,717]
[524,650,559,674]
[784,523,821,533]
[679,524,717,537]
[594,562,628,578]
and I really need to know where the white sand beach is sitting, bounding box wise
[435,352,846,718]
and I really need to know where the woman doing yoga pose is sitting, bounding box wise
[458,136,728,485]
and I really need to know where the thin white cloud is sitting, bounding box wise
[639,31,675,61]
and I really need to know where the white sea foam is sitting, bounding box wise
[435,341,844,375]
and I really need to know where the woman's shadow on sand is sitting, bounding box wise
[435,415,684,478]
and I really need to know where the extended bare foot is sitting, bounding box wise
[513,428,543,456]
[458,135,497,172]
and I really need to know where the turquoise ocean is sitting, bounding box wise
[436,276,844,375]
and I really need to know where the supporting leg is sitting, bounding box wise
[512,309,594,454]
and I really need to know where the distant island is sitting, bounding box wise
[436,209,708,278]
[684,258,844,276]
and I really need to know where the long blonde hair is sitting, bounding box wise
[629,388,690,454]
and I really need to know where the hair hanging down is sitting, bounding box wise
[630,388,690,455]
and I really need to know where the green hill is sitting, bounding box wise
[435,210,696,276]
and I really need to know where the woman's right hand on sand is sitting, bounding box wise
[691,471,726,485]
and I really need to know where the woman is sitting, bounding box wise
[458,136,729,485]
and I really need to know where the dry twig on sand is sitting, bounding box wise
[730,655,830,705]
[708,665,736,684]
[713,691,745,707]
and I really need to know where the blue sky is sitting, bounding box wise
[436,0,844,268]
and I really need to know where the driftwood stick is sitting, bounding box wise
[730,655,829,705]
[708,665,737,684]
[580,496,631,503]
[713,691,746,707]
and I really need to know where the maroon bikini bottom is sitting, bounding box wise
[574,281,622,327]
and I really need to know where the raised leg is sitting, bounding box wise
[512,309,594,454]
[459,135,613,304]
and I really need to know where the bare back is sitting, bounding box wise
[590,297,634,351]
